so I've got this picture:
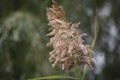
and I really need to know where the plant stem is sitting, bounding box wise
[81,13,99,80]
[75,65,81,79]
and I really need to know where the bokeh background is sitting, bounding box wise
[0,0,120,80]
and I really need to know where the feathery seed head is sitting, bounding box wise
[46,0,95,70]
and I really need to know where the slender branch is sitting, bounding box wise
[81,11,99,80]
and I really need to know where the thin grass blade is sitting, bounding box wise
[28,75,79,80]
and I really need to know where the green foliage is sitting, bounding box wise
[0,11,46,80]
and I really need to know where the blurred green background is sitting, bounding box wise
[0,0,120,80]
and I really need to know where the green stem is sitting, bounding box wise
[81,14,99,80]
[75,65,81,79]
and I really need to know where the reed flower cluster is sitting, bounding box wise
[46,0,95,70]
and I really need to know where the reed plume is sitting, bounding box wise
[46,0,95,70]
